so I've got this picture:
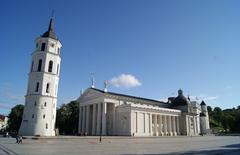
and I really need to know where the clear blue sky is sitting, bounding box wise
[1,0,240,115]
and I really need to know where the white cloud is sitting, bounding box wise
[0,103,12,109]
[0,84,24,103]
[189,95,219,101]
[110,74,142,88]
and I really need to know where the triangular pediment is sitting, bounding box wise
[78,88,104,102]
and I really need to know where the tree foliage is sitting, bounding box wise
[209,105,240,133]
[56,101,79,135]
[7,104,24,132]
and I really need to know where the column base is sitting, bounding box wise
[173,132,177,136]
[169,132,173,136]
[159,132,164,136]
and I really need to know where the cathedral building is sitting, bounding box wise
[18,17,210,137]
[78,88,210,136]
[19,17,62,136]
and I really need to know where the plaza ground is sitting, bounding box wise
[0,136,240,155]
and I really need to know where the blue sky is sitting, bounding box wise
[0,0,240,115]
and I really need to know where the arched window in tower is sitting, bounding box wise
[41,43,46,51]
[44,102,47,107]
[43,114,45,119]
[46,123,48,129]
[57,64,59,75]
[35,82,39,92]
[37,59,42,71]
[46,83,50,93]
[31,61,34,72]
[48,60,53,72]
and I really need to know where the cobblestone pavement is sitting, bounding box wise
[0,136,240,155]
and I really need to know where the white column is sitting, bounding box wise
[193,116,196,136]
[158,115,163,136]
[154,114,157,136]
[81,106,86,134]
[101,102,107,135]
[96,103,101,135]
[176,116,180,135]
[149,113,152,136]
[168,115,172,136]
[112,104,116,135]
[136,112,138,134]
[92,104,96,135]
[85,106,90,134]
[163,115,168,136]
[78,107,82,134]
[172,116,177,136]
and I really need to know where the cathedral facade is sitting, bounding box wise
[78,88,210,136]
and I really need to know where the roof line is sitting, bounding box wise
[90,88,168,104]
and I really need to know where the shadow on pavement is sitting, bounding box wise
[120,143,240,155]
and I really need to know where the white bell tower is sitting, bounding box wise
[19,17,62,136]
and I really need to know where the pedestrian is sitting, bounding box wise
[99,135,102,143]
[18,135,23,144]
[15,134,19,144]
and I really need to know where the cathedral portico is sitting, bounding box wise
[77,88,210,136]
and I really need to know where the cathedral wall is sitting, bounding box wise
[115,106,131,136]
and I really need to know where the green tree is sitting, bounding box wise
[7,104,24,132]
[56,101,79,135]
[213,107,222,113]
[209,105,240,133]
[207,106,212,113]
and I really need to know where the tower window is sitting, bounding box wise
[48,60,53,72]
[35,82,39,92]
[57,48,60,54]
[43,114,45,119]
[57,64,59,75]
[41,43,46,51]
[36,43,38,48]
[46,83,50,93]
[34,101,37,106]
[46,123,48,129]
[31,61,34,72]
[32,114,34,118]
[37,59,42,72]
[44,102,47,107]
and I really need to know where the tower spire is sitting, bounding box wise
[48,17,54,31]
[41,17,58,40]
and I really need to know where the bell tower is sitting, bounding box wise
[19,17,62,136]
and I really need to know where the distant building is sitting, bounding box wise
[78,88,210,136]
[19,17,62,136]
[0,115,8,131]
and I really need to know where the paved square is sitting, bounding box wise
[0,136,240,155]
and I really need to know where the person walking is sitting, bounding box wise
[15,134,19,143]
[99,135,102,143]
[18,135,23,144]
